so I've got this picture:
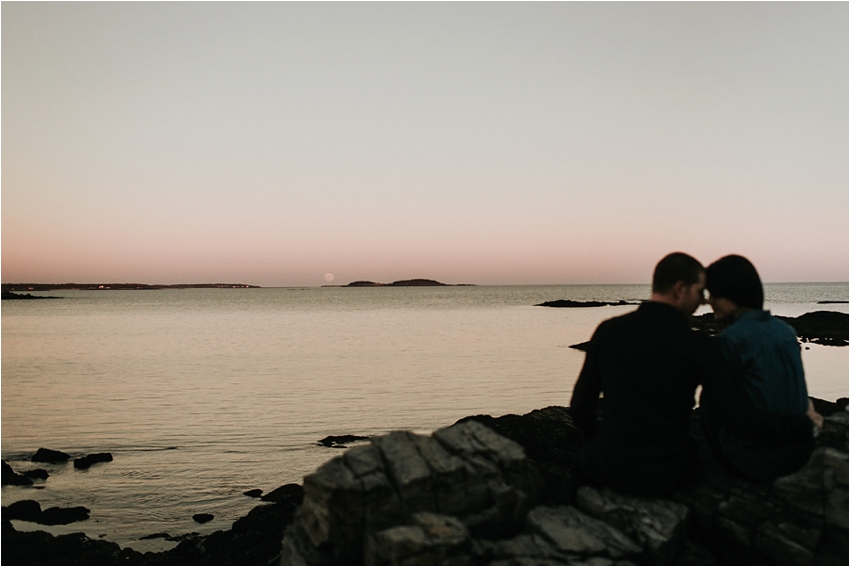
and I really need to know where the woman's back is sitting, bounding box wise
[717,309,809,415]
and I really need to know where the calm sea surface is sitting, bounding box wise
[2,283,848,551]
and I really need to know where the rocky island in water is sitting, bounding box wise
[321,278,475,287]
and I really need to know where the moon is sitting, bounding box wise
[324,273,334,282]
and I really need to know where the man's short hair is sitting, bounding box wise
[652,252,704,294]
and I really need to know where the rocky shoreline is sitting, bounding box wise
[3,397,847,565]
[568,309,849,351]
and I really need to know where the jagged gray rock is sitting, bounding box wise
[281,420,545,565]
[574,486,689,563]
[282,421,663,565]
[365,512,471,565]
[524,505,642,559]
[281,402,849,565]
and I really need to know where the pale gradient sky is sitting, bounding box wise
[3,2,848,286]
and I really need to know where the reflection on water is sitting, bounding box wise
[2,283,847,550]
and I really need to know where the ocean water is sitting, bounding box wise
[2,283,847,552]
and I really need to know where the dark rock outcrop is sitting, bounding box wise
[260,483,304,504]
[192,514,214,524]
[243,489,263,498]
[31,448,71,463]
[3,500,43,523]
[776,311,849,346]
[565,309,847,348]
[1,520,143,566]
[157,486,302,565]
[40,507,92,526]
[74,453,113,470]
[317,434,369,448]
[536,299,638,308]
[1,291,61,300]
[23,469,49,481]
[2,500,90,525]
[691,311,848,346]
[139,532,175,541]
[2,461,34,486]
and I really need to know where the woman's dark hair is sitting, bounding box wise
[652,252,704,294]
[705,255,764,310]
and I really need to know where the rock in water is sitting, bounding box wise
[31,448,70,463]
[39,506,90,525]
[260,483,304,503]
[192,513,214,524]
[73,453,113,469]
[22,469,49,481]
[2,461,33,486]
[317,434,370,448]
[3,500,43,522]
[2,500,90,525]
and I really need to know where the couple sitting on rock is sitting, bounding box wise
[570,252,821,497]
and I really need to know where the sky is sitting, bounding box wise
[2,2,848,286]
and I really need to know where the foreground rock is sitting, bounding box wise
[472,398,849,566]
[282,398,848,565]
[281,420,546,564]
[281,420,694,565]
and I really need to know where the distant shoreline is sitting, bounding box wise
[1,283,260,292]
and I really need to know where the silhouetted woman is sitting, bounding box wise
[700,254,820,481]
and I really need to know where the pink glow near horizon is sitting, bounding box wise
[3,3,848,287]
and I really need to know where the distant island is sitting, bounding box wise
[327,279,475,287]
[2,283,260,292]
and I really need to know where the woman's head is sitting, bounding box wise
[705,255,764,321]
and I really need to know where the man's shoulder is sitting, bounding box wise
[595,306,642,331]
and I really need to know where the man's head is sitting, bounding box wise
[650,252,706,315]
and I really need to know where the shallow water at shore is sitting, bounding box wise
[2,283,847,551]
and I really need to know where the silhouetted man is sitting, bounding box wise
[570,252,708,496]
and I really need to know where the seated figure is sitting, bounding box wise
[699,254,820,481]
